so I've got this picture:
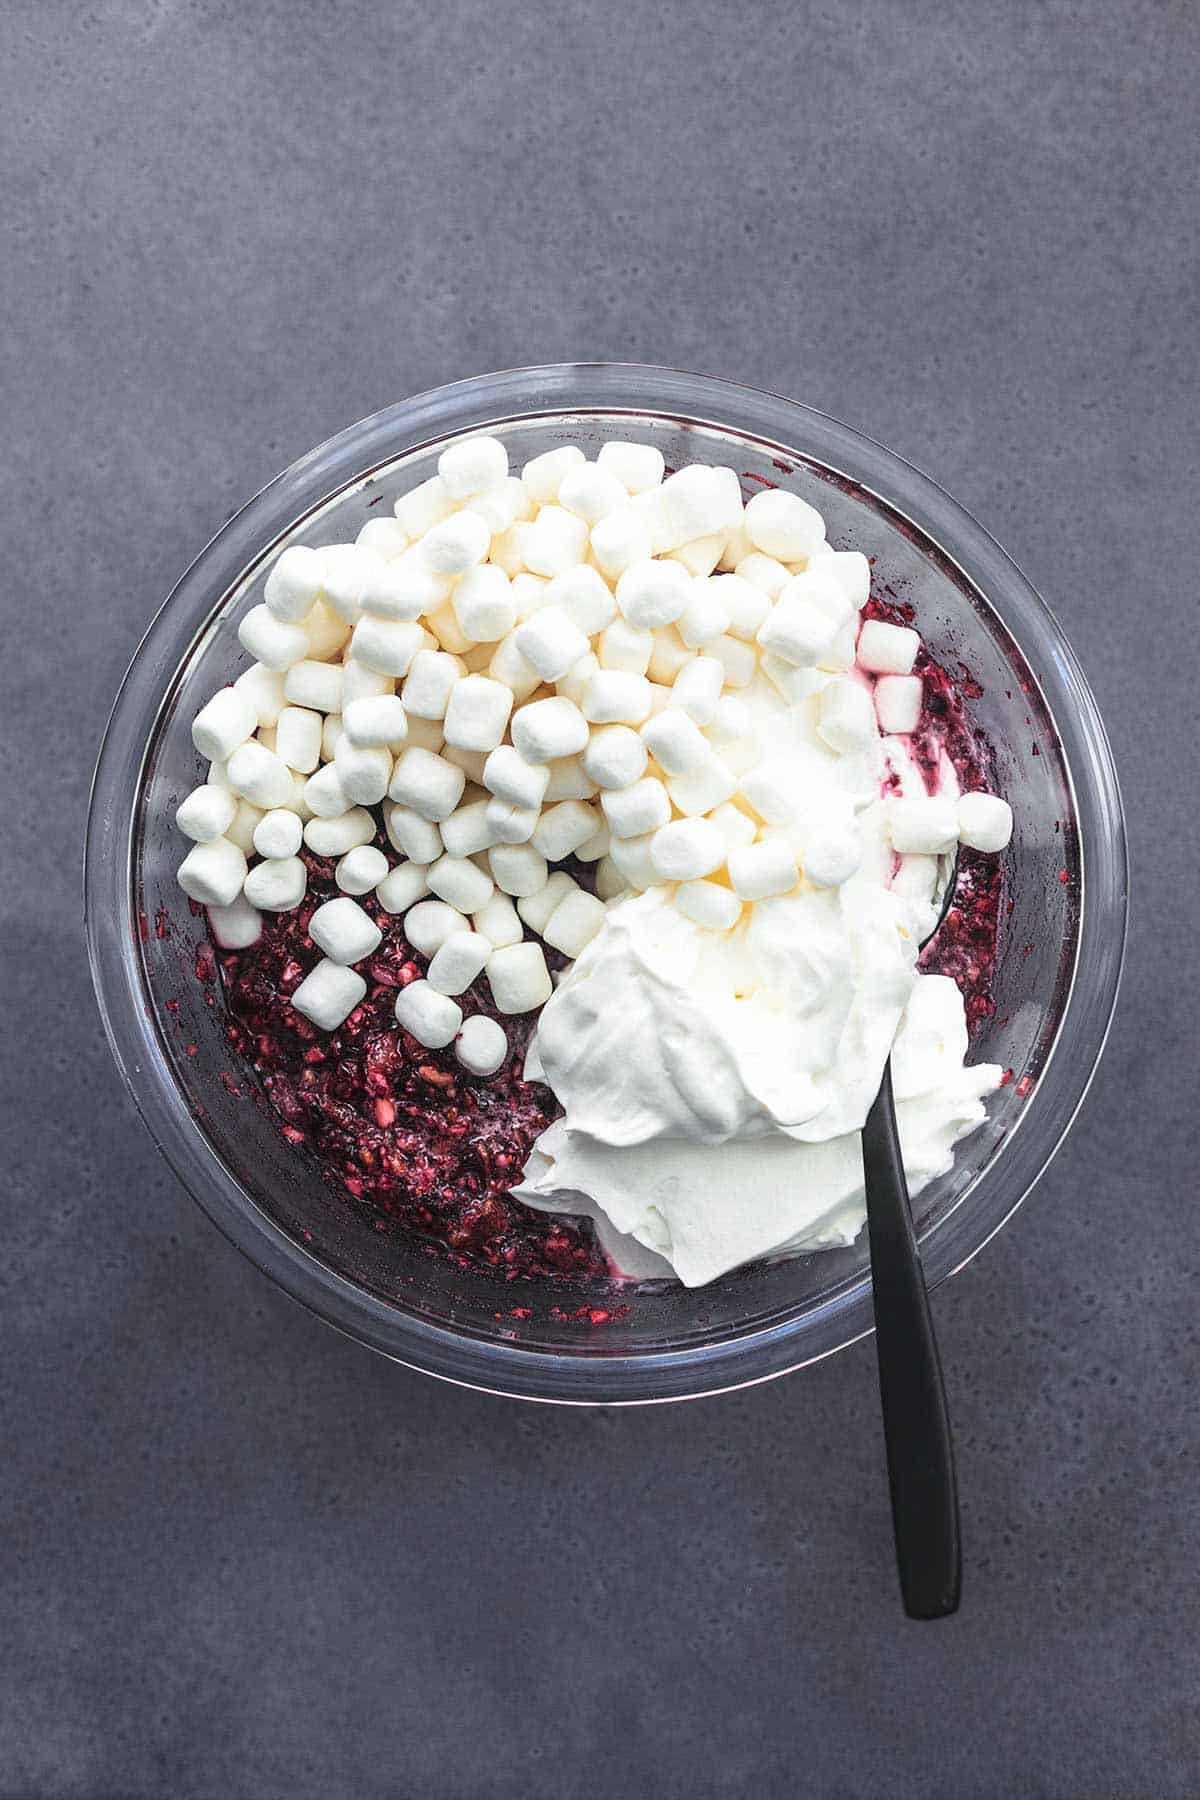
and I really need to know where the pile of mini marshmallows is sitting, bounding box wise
[175,434,1013,1073]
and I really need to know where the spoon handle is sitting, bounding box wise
[862,1062,961,1619]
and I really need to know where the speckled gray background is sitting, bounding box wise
[3,1,1196,1794]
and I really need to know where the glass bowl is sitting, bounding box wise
[86,364,1127,1404]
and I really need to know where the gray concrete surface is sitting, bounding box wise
[2,1,1197,1794]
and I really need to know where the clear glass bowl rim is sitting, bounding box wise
[85,362,1128,1404]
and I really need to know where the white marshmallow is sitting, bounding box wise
[891,854,940,902]
[548,565,617,636]
[334,738,392,806]
[275,706,323,774]
[670,533,726,579]
[226,740,298,810]
[303,762,351,819]
[350,615,423,678]
[394,980,463,1048]
[303,808,377,856]
[404,900,468,955]
[650,818,724,881]
[176,783,236,843]
[438,433,508,498]
[439,745,490,788]
[607,832,659,891]
[543,888,607,958]
[744,487,826,561]
[709,801,757,851]
[403,716,445,754]
[177,837,247,907]
[376,861,431,915]
[427,854,494,913]
[393,475,456,538]
[521,444,586,505]
[531,800,596,863]
[666,753,738,816]
[717,518,755,571]
[523,505,589,577]
[796,822,862,889]
[675,880,742,930]
[710,635,758,688]
[402,650,463,720]
[442,675,514,754]
[542,755,598,801]
[292,960,366,1032]
[342,695,408,748]
[728,839,799,900]
[740,759,799,825]
[828,549,871,609]
[510,572,551,620]
[857,618,920,675]
[191,688,258,762]
[957,792,1013,853]
[875,674,923,735]
[598,618,653,674]
[513,875,576,932]
[207,892,263,950]
[732,555,790,603]
[419,510,491,576]
[590,506,654,580]
[384,802,443,864]
[554,651,600,709]
[482,744,549,811]
[488,631,541,702]
[581,670,653,725]
[583,724,647,790]
[336,844,388,895]
[302,600,354,661]
[283,659,344,714]
[615,559,690,628]
[252,808,303,859]
[309,895,384,964]
[488,522,536,579]
[472,893,524,949]
[264,544,325,621]
[487,941,554,1015]
[356,516,410,559]
[646,626,694,684]
[757,569,852,667]
[595,856,629,901]
[237,605,309,671]
[360,558,439,622]
[575,816,610,862]
[341,659,395,710]
[677,578,731,648]
[452,564,516,642]
[761,653,821,708]
[389,746,467,821]
[440,798,498,858]
[558,462,628,523]
[515,607,590,682]
[235,663,289,729]
[488,842,549,898]
[426,930,492,996]
[817,677,877,755]
[641,707,709,775]
[454,1015,509,1077]
[511,696,589,764]
[601,776,671,839]
[462,479,523,536]
[596,439,665,494]
[656,465,743,550]
[888,795,960,855]
[322,545,387,620]
[425,599,476,655]
[244,855,308,912]
[671,655,724,724]
[225,799,264,854]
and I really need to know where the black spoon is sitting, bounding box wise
[862,852,961,1620]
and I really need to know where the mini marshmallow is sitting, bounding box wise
[394,980,463,1048]
[761,653,820,708]
[356,516,410,559]
[888,795,960,855]
[360,558,440,622]
[343,695,409,748]
[523,505,589,577]
[709,801,758,851]
[857,618,920,675]
[350,615,423,678]
[875,674,923,735]
[641,707,709,775]
[403,716,445,753]
[438,433,508,498]
[252,808,303,859]
[488,522,537,579]
[176,783,236,843]
[192,688,258,762]
[817,677,877,755]
[548,565,617,636]
[531,800,596,863]
[581,670,653,725]
[177,837,247,907]
[235,662,289,728]
[511,696,590,764]
[283,659,344,715]
[393,475,456,538]
[487,941,554,1015]
[309,895,385,965]
[303,808,377,856]
[596,439,665,494]
[671,655,724,724]
[333,738,392,806]
[244,855,308,912]
[303,599,354,660]
[375,861,431,915]
[488,631,541,703]
[757,570,852,667]
[732,555,791,602]
[237,605,309,671]
[469,894,523,954]
[455,1015,509,1077]
[439,742,489,783]
[575,816,610,862]
[384,802,443,864]
[615,559,690,628]
[555,651,599,709]
[650,818,724,881]
[598,618,653,674]
[590,506,655,580]
[717,518,754,572]
[595,856,629,901]
[670,533,726,579]
[583,724,647,790]
[558,462,628,524]
[404,900,469,955]
[515,607,590,682]
[304,762,351,819]
[427,601,476,657]
[225,799,264,855]
[510,573,551,621]
[402,650,463,720]
[336,844,389,895]
[426,930,492,996]
[462,479,522,535]
[542,755,598,801]
[543,888,607,958]
[264,544,325,621]
[891,854,940,902]
[601,776,671,840]
[322,545,387,620]
[666,752,739,817]
[488,842,550,898]
[226,740,298,810]
[677,578,731,648]
[442,675,514,754]
[607,832,659,891]
[521,444,586,505]
[275,706,323,774]
[819,616,860,675]
[341,660,396,710]
[828,549,871,609]
[646,626,695,684]
[440,798,498,859]
[957,792,1013,853]
[207,892,264,950]
[389,746,467,821]
[516,872,577,933]
[482,744,549,810]
[656,465,743,550]
[675,879,742,930]
[426,854,494,913]
[419,509,491,576]
[452,564,516,642]
[740,759,799,825]
[744,487,827,561]
[486,799,540,844]
[796,822,862,889]
[292,960,366,1032]
[728,839,799,900]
